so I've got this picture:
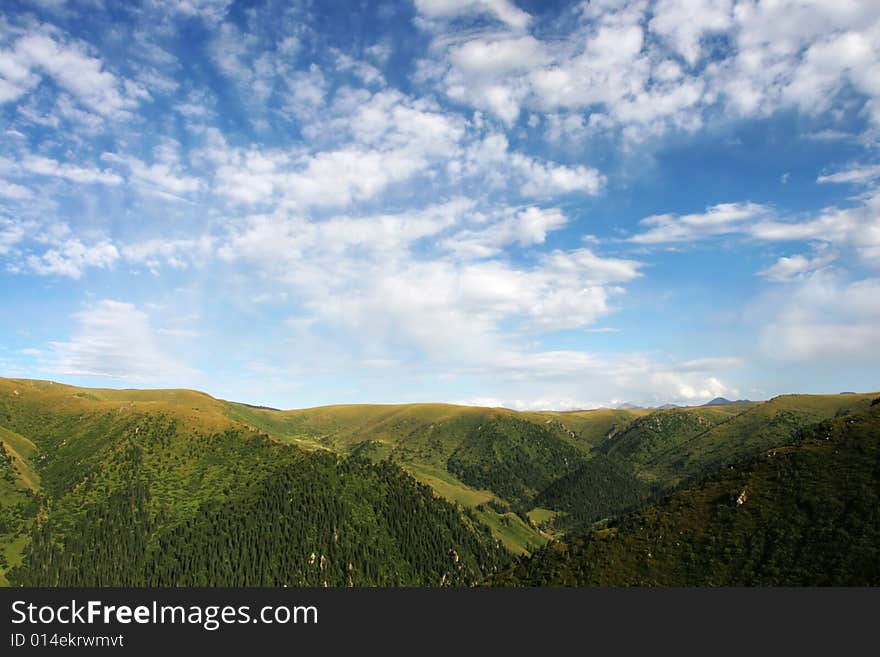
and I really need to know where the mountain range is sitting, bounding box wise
[0,377,877,586]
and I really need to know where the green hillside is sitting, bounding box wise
[222,398,648,551]
[0,378,504,586]
[495,398,880,586]
[518,395,874,536]
[533,454,649,533]
[2,376,877,587]
[0,426,40,585]
[603,394,876,488]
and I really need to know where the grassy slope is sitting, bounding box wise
[0,379,506,586]
[495,399,880,586]
[523,408,652,451]
[222,400,647,552]
[3,377,875,568]
[0,426,39,491]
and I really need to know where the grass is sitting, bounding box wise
[527,507,559,525]
[0,426,39,491]
[472,507,548,555]
[3,376,877,580]
[402,462,496,507]
[523,408,650,451]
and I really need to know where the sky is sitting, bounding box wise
[0,0,879,410]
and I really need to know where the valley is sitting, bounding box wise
[0,376,877,586]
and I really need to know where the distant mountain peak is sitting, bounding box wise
[657,403,680,409]
[703,397,750,406]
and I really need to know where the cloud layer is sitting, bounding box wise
[1,1,879,408]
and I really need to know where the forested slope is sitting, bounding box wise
[496,399,880,586]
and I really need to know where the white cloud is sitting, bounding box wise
[19,155,123,185]
[219,200,472,267]
[284,147,427,207]
[155,0,233,22]
[0,180,33,200]
[514,153,605,197]
[0,30,146,119]
[0,216,33,254]
[709,2,880,123]
[101,140,202,199]
[414,0,532,30]
[442,206,567,257]
[750,193,880,267]
[205,89,472,208]
[453,350,739,409]
[629,193,880,269]
[335,51,385,87]
[26,238,119,279]
[460,132,604,196]
[758,249,838,282]
[630,202,771,244]
[218,199,643,371]
[649,0,733,66]
[448,36,546,77]
[283,65,327,120]
[817,164,880,186]
[415,0,880,139]
[759,272,880,365]
[54,94,105,134]
[47,300,198,382]
[1,213,216,278]
[121,236,215,273]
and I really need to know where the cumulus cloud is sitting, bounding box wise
[0,216,32,255]
[415,0,880,139]
[460,132,604,196]
[0,215,214,278]
[441,206,568,257]
[649,0,733,66]
[3,1,877,409]
[0,180,33,200]
[216,197,643,371]
[26,238,119,279]
[758,249,838,282]
[0,29,146,119]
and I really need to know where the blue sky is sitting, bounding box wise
[1,0,879,409]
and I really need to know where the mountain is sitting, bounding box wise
[0,379,503,586]
[221,400,649,551]
[2,377,877,587]
[702,397,751,406]
[657,403,680,409]
[495,398,880,586]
